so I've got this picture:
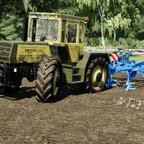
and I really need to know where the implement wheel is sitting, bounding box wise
[85,57,108,92]
[35,56,62,102]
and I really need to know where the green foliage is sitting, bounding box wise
[0,14,23,40]
[86,37,101,46]
[118,38,128,46]
[113,38,144,49]
[0,0,143,48]
[126,38,144,49]
[104,14,131,40]
[57,0,79,15]
[86,37,144,50]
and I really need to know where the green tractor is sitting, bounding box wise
[0,12,110,102]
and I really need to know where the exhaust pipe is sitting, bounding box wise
[22,0,30,41]
[22,13,28,41]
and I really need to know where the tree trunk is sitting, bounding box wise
[101,22,106,49]
[98,3,106,50]
[113,27,116,41]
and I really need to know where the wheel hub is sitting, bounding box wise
[96,73,102,82]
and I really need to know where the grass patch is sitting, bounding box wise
[130,56,144,61]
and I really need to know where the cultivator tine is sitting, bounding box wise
[125,71,136,91]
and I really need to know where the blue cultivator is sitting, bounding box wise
[107,52,144,91]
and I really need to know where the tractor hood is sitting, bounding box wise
[0,41,51,63]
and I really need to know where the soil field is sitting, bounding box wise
[0,76,144,144]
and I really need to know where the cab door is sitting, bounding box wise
[67,21,84,63]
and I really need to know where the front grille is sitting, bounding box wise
[0,42,12,62]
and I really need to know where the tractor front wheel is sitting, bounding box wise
[35,56,62,102]
[85,57,108,93]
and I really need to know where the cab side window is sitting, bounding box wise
[68,22,77,43]
[79,22,84,43]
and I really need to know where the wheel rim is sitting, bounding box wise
[91,65,106,90]
[53,67,60,96]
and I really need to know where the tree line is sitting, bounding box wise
[0,0,144,48]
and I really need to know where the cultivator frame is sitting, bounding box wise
[107,52,144,91]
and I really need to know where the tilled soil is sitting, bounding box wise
[0,77,144,144]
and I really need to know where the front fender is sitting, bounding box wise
[76,51,110,82]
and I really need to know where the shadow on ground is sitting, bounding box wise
[50,84,85,103]
[0,87,36,101]
[0,84,85,102]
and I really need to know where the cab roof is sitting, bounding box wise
[29,12,87,21]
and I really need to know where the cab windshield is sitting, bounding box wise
[29,19,58,41]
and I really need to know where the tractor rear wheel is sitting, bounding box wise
[85,57,108,93]
[35,56,62,102]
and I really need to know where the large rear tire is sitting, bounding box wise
[35,56,62,102]
[85,57,108,93]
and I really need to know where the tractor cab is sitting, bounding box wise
[27,12,86,44]
[27,12,87,63]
